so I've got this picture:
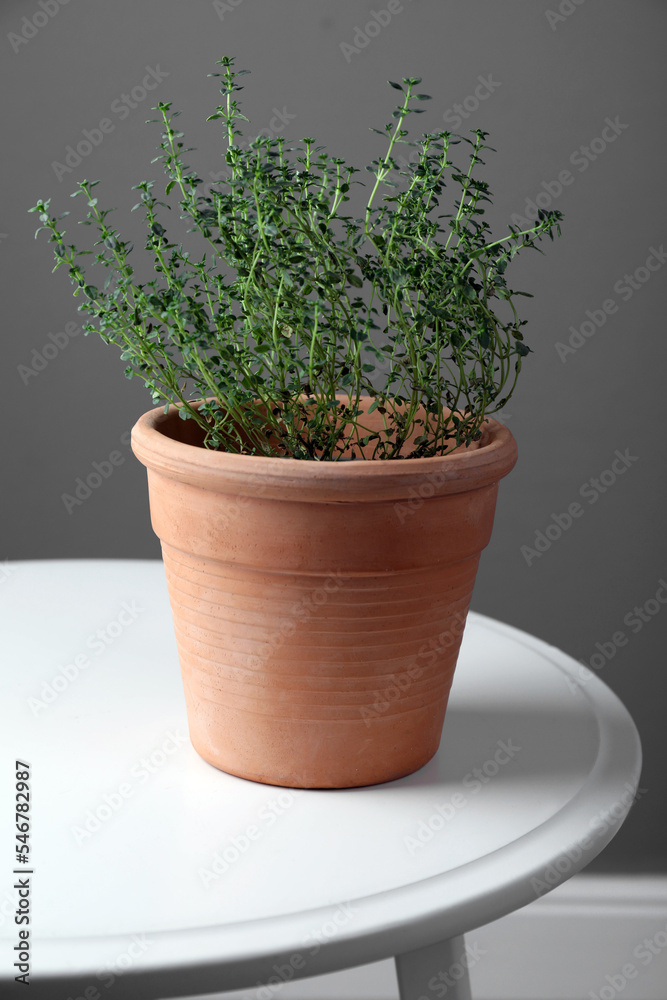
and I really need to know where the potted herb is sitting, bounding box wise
[30,57,562,788]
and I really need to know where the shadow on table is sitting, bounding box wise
[337,700,602,797]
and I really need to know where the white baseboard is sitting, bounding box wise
[470,874,667,1000]
[185,875,667,1000]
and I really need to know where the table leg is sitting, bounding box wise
[395,934,472,1000]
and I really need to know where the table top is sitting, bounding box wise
[0,559,642,999]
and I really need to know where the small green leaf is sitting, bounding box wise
[388,81,404,91]
[478,327,490,350]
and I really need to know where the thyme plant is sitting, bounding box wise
[30,57,562,460]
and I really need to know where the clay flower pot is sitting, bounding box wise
[131,396,517,788]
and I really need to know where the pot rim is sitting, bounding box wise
[131,396,518,503]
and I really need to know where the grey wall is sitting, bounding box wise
[2,0,665,872]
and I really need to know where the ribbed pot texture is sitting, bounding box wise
[131,396,517,788]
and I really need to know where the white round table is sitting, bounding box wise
[0,560,642,1000]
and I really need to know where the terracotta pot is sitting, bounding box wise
[131,395,517,788]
